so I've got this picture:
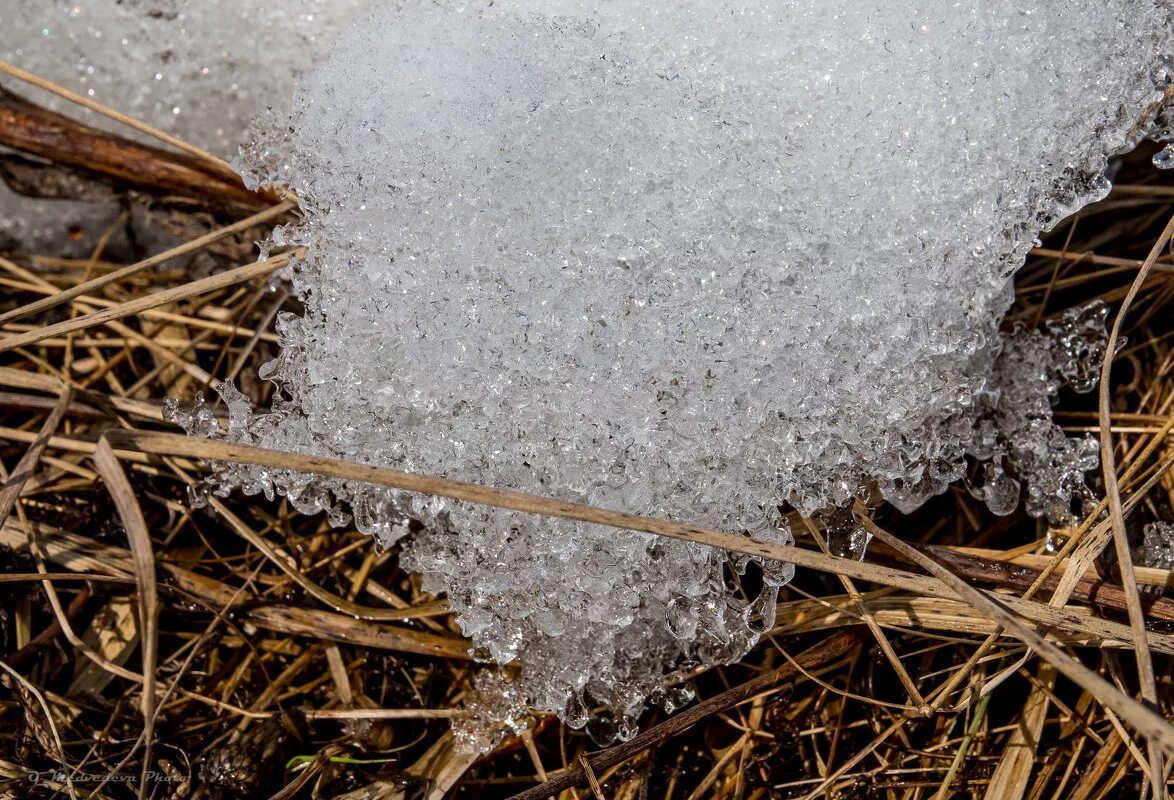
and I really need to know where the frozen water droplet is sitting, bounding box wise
[187,482,211,509]
[744,584,779,634]
[662,682,695,713]
[1044,530,1069,554]
[1142,522,1174,570]
[564,693,589,729]
[971,462,1021,516]
[823,507,873,561]
[164,392,221,439]
[666,596,699,641]
[751,525,797,586]
[1152,143,1174,169]
[585,711,620,747]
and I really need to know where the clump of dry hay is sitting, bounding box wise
[0,62,1172,800]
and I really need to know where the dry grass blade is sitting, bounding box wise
[91,439,160,798]
[0,253,219,387]
[209,496,451,622]
[0,366,167,422]
[0,251,298,354]
[957,546,1174,590]
[0,252,218,387]
[921,544,1174,621]
[982,662,1057,800]
[856,512,1174,759]
[580,755,607,800]
[409,734,483,800]
[1049,446,1174,610]
[0,658,78,800]
[0,385,71,528]
[245,604,470,659]
[0,573,134,586]
[1069,731,1125,800]
[918,442,1174,718]
[0,200,295,328]
[66,595,137,698]
[0,519,135,579]
[0,269,281,342]
[804,519,929,714]
[0,517,468,659]
[775,594,1136,648]
[303,709,466,720]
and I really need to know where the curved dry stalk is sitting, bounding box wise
[1096,209,1174,792]
[0,386,71,528]
[92,440,159,799]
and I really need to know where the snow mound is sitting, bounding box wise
[175,0,1171,746]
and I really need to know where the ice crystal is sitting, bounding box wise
[967,303,1109,528]
[1154,144,1174,169]
[175,0,1173,745]
[451,671,530,753]
[1142,523,1174,571]
[823,507,874,562]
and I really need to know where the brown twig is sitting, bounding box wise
[0,85,271,212]
[887,544,1174,623]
